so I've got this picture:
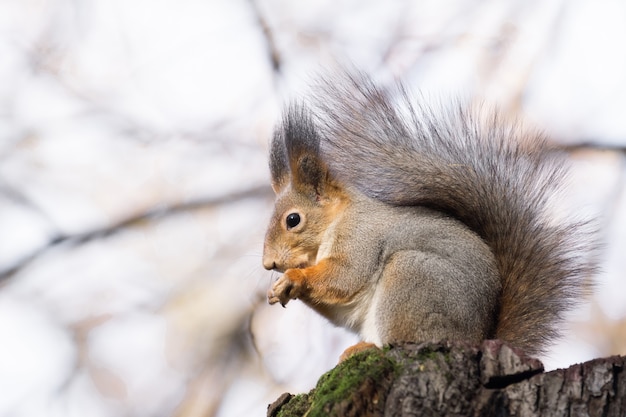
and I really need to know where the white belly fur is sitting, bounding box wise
[328,282,382,346]
[360,286,382,346]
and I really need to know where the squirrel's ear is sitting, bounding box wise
[293,152,328,198]
[269,128,289,193]
[283,104,330,198]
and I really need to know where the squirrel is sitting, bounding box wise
[262,72,595,358]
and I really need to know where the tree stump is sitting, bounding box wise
[267,341,626,417]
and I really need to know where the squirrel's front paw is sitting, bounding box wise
[267,269,305,307]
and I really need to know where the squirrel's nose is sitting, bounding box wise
[263,258,277,271]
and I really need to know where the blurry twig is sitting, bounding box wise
[0,184,274,284]
[249,0,282,73]
[0,180,58,226]
[562,143,626,154]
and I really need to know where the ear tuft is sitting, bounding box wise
[297,154,325,195]
[269,128,289,192]
[283,104,329,197]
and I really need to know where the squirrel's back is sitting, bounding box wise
[301,73,596,354]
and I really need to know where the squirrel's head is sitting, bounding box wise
[263,105,347,272]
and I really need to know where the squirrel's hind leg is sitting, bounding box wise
[374,250,495,345]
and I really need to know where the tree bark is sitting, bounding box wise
[267,340,626,417]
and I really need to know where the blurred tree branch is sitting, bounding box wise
[250,0,282,73]
[0,184,273,283]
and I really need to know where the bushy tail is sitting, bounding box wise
[306,73,595,354]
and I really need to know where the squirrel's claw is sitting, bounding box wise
[268,273,300,307]
[267,289,289,307]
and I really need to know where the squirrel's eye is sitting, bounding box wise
[286,213,301,229]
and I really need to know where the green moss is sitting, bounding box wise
[276,394,312,417]
[303,348,398,417]
[272,347,403,416]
